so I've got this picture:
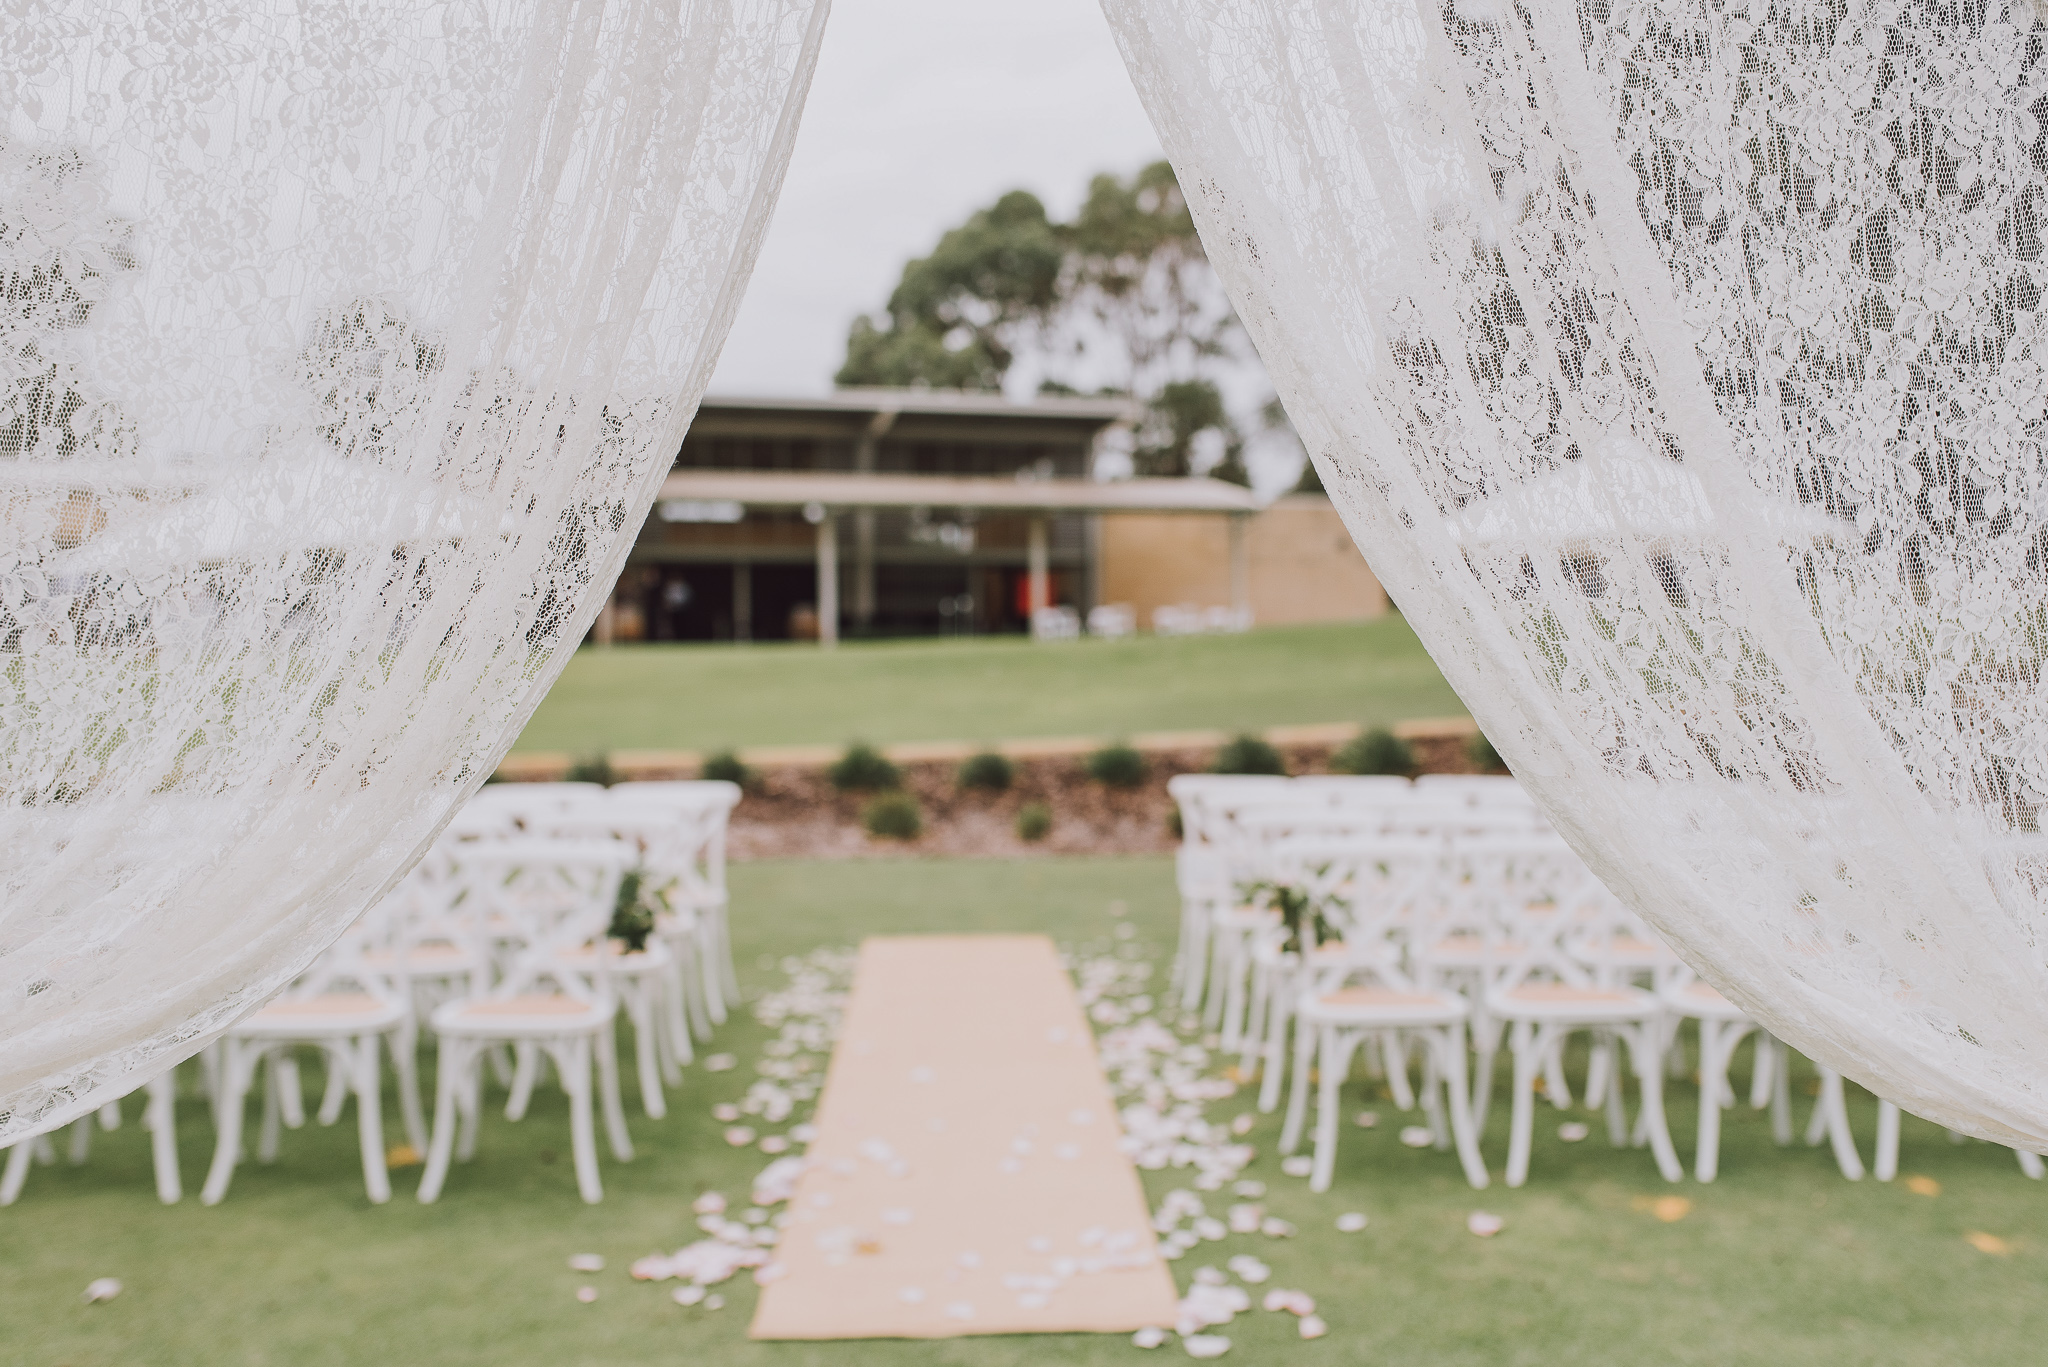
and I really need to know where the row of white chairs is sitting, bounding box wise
[3,781,742,1209]
[1169,775,2045,1193]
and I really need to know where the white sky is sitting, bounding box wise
[706,0,1165,398]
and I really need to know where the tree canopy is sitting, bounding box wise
[836,162,1271,484]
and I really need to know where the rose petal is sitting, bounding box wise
[1467,1211,1504,1238]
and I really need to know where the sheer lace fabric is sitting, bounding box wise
[1104,0,2048,1143]
[0,0,825,1140]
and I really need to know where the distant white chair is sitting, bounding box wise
[1086,603,1136,638]
[1,1073,182,1206]
[1871,1099,2044,1181]
[201,937,413,1205]
[1031,604,1082,640]
[1152,603,1205,635]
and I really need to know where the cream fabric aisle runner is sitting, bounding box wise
[750,935,1179,1339]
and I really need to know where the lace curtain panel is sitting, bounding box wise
[0,0,827,1140]
[1103,0,2048,1145]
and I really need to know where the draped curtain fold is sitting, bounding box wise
[0,0,828,1140]
[1102,0,2048,1144]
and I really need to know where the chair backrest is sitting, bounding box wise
[1443,836,1608,990]
[1264,836,1444,987]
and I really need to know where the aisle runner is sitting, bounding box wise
[750,935,1179,1339]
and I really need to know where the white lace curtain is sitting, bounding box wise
[1104,0,2048,1145]
[0,0,826,1140]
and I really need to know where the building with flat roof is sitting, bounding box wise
[604,388,1267,644]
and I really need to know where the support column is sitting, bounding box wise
[594,595,617,647]
[732,562,751,644]
[815,515,839,649]
[1026,515,1049,623]
[1228,513,1251,624]
[851,410,893,634]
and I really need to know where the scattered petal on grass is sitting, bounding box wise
[575,1286,598,1303]
[1966,1232,2013,1256]
[1906,1175,1941,1197]
[568,1254,605,1273]
[1182,1333,1231,1358]
[753,1263,788,1286]
[1194,1217,1228,1241]
[759,1135,790,1155]
[1262,1289,1315,1315]
[1354,1111,1378,1129]
[1192,1266,1226,1286]
[82,1279,121,1304]
[1651,1196,1692,1223]
[672,1285,705,1306]
[693,1192,727,1215]
[1260,1218,1296,1238]
[1133,1326,1168,1349]
[1226,1204,1263,1234]
[386,1145,422,1168]
[1398,1126,1434,1148]
[704,1054,737,1072]
[704,1293,725,1310]
[1335,1213,1368,1234]
[711,1104,741,1123]
[723,1127,756,1147]
[1557,1123,1590,1143]
[1233,1180,1265,1198]
[1298,1315,1329,1340]
[1280,1156,1313,1178]
[1225,1255,1270,1284]
[1467,1211,1504,1238]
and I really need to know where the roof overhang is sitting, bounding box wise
[697,388,1142,425]
[653,469,1263,515]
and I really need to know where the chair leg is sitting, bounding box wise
[1541,1038,1573,1111]
[1750,1031,1775,1109]
[1817,1067,1865,1179]
[1628,1024,1685,1182]
[663,947,696,1071]
[276,1055,307,1129]
[67,1114,93,1166]
[1470,1018,1502,1134]
[351,1039,391,1205]
[1696,1019,1726,1183]
[1383,1031,1416,1112]
[1279,1015,1319,1155]
[2017,1149,2045,1179]
[1417,1037,1450,1148]
[1258,988,1292,1113]
[1604,1032,1630,1148]
[417,1037,466,1204]
[316,1051,350,1126]
[1438,1024,1489,1189]
[257,1052,285,1163]
[595,1026,634,1162]
[1310,1030,1354,1193]
[0,1142,32,1205]
[1874,1099,1900,1182]
[1203,931,1230,1030]
[1505,1022,1539,1188]
[1767,1039,1794,1145]
[506,1042,539,1121]
[389,1021,429,1156]
[687,934,717,1042]
[456,1056,483,1163]
[558,1039,604,1204]
[628,989,666,1121]
[1239,962,1272,1078]
[201,1045,251,1205]
[97,1100,122,1131]
[146,1074,182,1205]
[1584,1039,1612,1112]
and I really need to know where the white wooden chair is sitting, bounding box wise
[201,935,411,1205]
[1871,1099,2044,1182]
[417,845,634,1204]
[1273,840,1489,1190]
[1,1072,182,1206]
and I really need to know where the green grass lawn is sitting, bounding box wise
[510,620,1467,754]
[7,857,2046,1366]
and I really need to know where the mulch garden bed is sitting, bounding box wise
[722,734,1499,861]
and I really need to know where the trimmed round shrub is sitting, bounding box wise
[958,750,1015,793]
[699,749,752,788]
[862,792,923,840]
[1016,802,1053,843]
[1212,734,1286,776]
[1332,727,1414,777]
[565,752,617,786]
[1087,742,1148,789]
[830,741,900,792]
[1467,730,1507,772]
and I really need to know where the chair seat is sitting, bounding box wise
[431,993,615,1038]
[235,992,405,1038]
[364,944,482,974]
[1215,906,1279,932]
[1299,984,1469,1026]
[1487,981,1658,1022]
[1423,933,1527,966]
[1573,934,1681,969]
[1660,980,1750,1021]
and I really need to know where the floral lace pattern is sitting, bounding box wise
[1105,0,2048,1143]
[0,0,826,1140]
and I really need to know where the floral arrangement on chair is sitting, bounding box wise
[1239,878,1335,956]
[607,869,660,953]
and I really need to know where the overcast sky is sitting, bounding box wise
[706,0,1164,397]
